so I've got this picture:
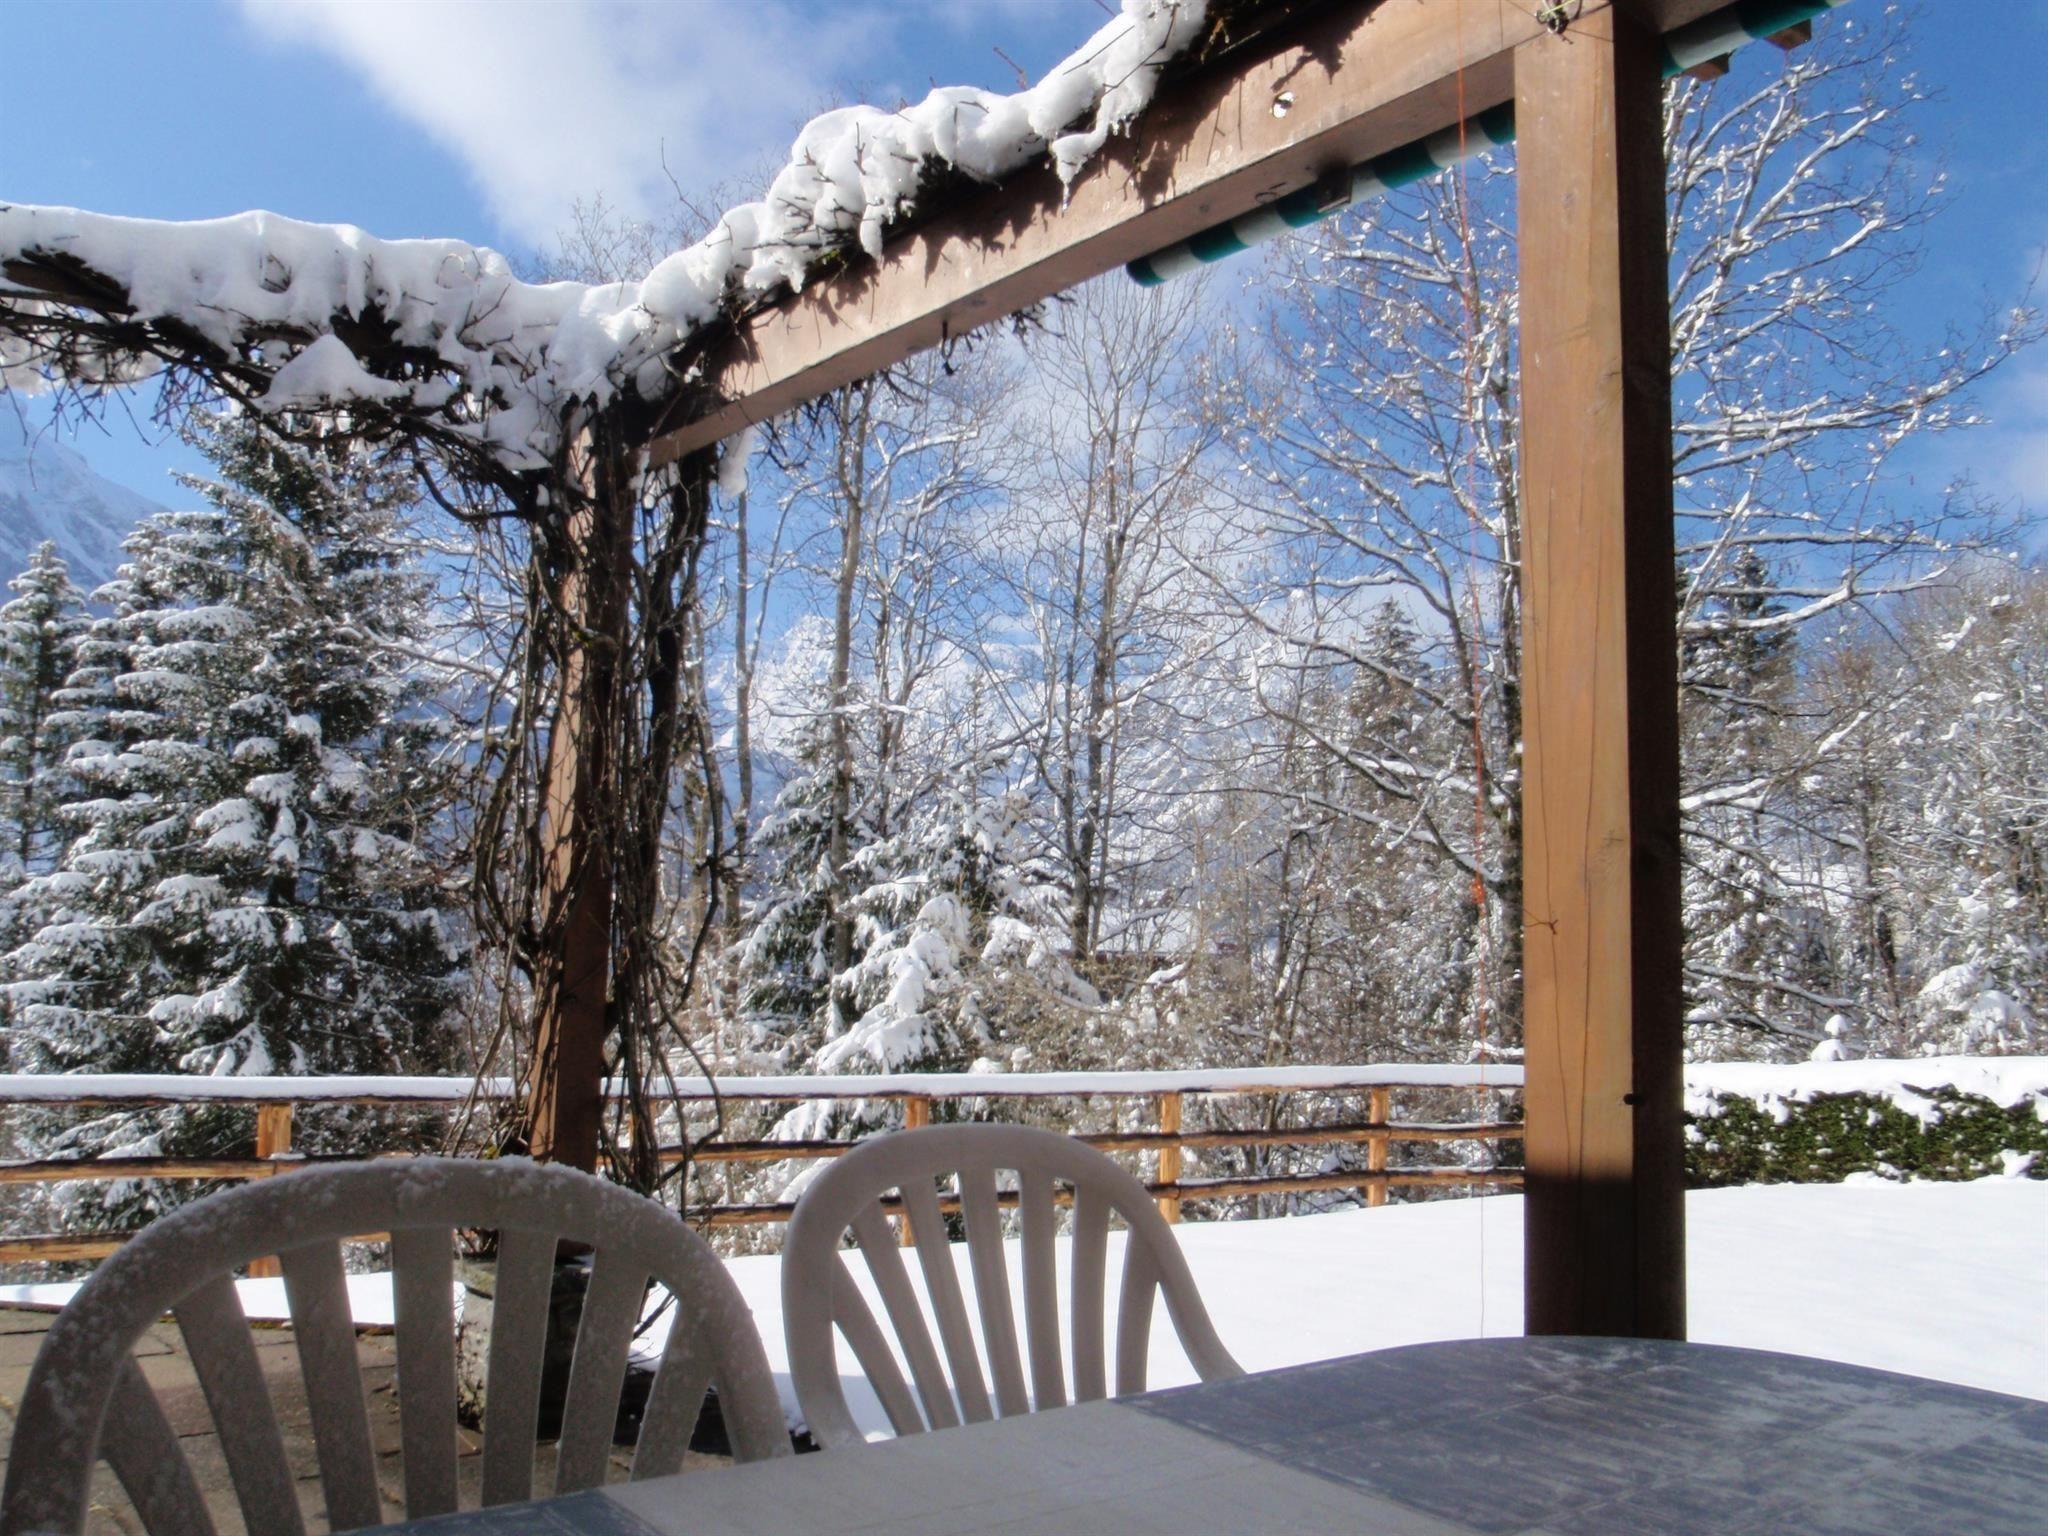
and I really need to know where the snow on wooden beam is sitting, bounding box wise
[0,1063,1524,1105]
[647,0,1733,465]
[1,1058,2029,1109]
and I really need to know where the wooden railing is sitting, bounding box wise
[0,1065,1524,1265]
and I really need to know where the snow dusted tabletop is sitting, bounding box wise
[397,1337,2048,1535]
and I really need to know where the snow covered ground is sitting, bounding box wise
[3,1177,2039,1434]
[715,1177,2047,1434]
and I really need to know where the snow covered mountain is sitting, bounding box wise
[0,411,166,594]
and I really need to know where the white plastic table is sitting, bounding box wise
[388,1337,2048,1535]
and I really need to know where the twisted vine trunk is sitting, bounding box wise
[523,427,635,1172]
[517,421,720,1181]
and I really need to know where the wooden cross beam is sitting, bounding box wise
[645,0,1746,1338]
[647,0,1731,466]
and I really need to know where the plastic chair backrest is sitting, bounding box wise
[781,1123,1240,1449]
[0,1156,790,1536]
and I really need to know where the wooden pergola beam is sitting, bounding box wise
[647,0,1726,467]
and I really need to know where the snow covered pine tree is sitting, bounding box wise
[745,764,1094,1150]
[0,542,88,887]
[0,414,463,1223]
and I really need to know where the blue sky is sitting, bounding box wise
[4,0,2044,516]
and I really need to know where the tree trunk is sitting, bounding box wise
[1073,516,1125,966]
[730,489,755,931]
[825,389,868,1021]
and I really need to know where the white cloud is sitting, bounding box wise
[1979,363,2048,509]
[237,0,887,248]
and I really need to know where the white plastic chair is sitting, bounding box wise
[0,1156,790,1536]
[781,1123,1240,1449]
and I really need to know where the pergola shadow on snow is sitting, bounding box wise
[0,0,1847,1341]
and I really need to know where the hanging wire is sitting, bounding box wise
[1449,0,1495,1340]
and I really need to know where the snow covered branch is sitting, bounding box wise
[0,1,1207,484]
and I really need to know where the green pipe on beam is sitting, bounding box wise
[1128,103,1515,287]
[1127,0,1849,286]
[1657,0,1848,75]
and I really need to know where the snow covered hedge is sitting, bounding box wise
[1683,1057,2048,1186]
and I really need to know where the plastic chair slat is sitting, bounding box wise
[1069,1183,1110,1402]
[554,1250,647,1494]
[479,1225,555,1507]
[279,1240,382,1531]
[1019,1175,1066,1410]
[901,1176,992,1424]
[101,1362,219,1536]
[959,1164,1029,1418]
[389,1225,460,1518]
[850,1200,959,1430]
[174,1274,304,1536]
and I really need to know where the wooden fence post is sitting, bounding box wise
[1367,1087,1391,1209]
[1155,1092,1183,1223]
[898,1095,931,1245]
[247,1102,294,1279]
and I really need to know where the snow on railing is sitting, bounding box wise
[24,1056,2035,1109]
[0,1062,1522,1104]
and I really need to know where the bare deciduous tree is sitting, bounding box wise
[1214,13,2040,1053]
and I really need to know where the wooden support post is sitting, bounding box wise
[1366,1087,1391,1209]
[247,1103,294,1279]
[1154,1092,1183,1224]
[524,429,633,1174]
[1514,3,1686,1340]
[898,1096,931,1245]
